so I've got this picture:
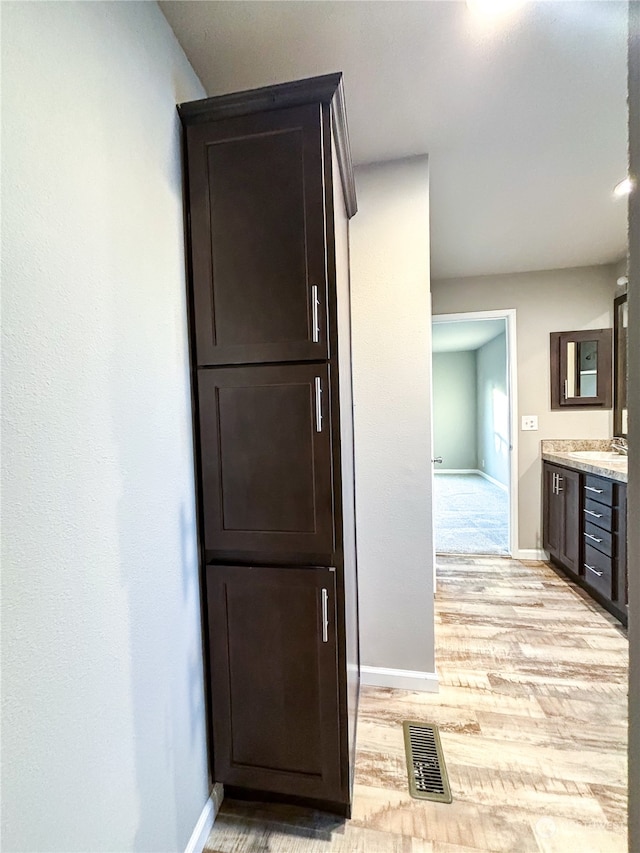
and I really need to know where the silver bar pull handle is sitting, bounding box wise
[321,588,329,643]
[585,564,603,577]
[584,509,603,519]
[315,377,323,433]
[553,473,558,494]
[551,473,556,494]
[311,285,320,343]
[585,533,603,543]
[556,476,563,493]
[585,486,604,494]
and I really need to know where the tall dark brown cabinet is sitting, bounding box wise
[179,74,360,816]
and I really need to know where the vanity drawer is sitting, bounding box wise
[583,544,613,598]
[583,498,613,531]
[584,521,612,556]
[583,475,614,506]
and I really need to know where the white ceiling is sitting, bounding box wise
[160,0,629,279]
[432,318,505,352]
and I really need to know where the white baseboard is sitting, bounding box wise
[360,665,439,693]
[514,549,549,561]
[436,469,509,495]
[184,783,223,853]
[477,470,509,493]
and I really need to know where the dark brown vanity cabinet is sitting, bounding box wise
[543,462,627,624]
[180,74,359,816]
[543,463,580,575]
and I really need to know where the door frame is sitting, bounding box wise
[431,308,519,558]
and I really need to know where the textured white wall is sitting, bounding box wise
[350,157,434,676]
[627,4,639,847]
[1,4,209,851]
[432,351,478,470]
[476,331,509,487]
[432,265,615,553]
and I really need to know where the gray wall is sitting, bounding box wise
[476,331,509,487]
[627,4,639,849]
[432,264,615,554]
[350,157,435,679]
[1,5,209,851]
[432,351,478,469]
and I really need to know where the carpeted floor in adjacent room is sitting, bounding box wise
[434,473,509,556]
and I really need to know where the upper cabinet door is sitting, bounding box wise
[198,363,334,560]
[186,104,328,366]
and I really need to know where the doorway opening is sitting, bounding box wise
[431,310,518,558]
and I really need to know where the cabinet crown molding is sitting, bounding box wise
[178,72,357,219]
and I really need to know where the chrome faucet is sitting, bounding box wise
[611,437,628,456]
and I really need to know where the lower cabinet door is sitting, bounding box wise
[543,464,562,558]
[206,564,343,802]
[559,468,581,574]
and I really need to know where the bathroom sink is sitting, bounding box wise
[567,451,626,460]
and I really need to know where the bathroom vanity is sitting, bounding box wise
[542,442,627,625]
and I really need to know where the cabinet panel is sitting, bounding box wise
[583,544,613,598]
[207,564,342,800]
[542,463,580,575]
[198,364,334,557]
[583,497,613,531]
[614,484,627,609]
[543,465,562,557]
[187,104,328,365]
[559,467,580,574]
[584,474,614,505]
[584,521,612,556]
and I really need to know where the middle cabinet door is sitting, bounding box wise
[198,363,334,560]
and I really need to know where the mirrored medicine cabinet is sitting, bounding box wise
[550,328,613,410]
[614,292,628,437]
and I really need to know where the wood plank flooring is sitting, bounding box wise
[204,556,628,853]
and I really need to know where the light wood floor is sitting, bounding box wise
[204,556,628,853]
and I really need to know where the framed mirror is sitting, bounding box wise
[614,293,628,436]
[550,328,612,409]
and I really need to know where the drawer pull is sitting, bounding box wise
[585,564,604,577]
[584,532,603,543]
[585,486,604,494]
[584,509,603,519]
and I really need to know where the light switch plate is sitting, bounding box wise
[521,415,538,431]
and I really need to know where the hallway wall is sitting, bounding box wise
[350,156,435,686]
[1,4,209,851]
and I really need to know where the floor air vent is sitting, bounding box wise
[403,720,452,803]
